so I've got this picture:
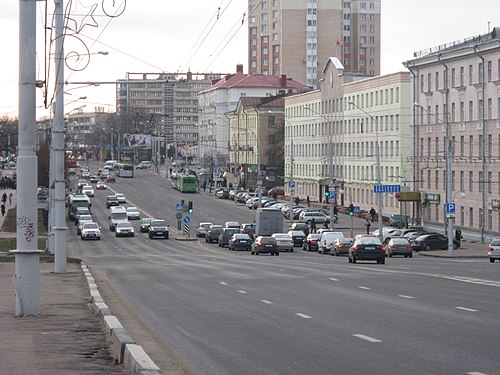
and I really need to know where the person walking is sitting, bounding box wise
[295,196,300,205]
[1,192,6,205]
[310,218,317,234]
[369,207,376,222]
[8,192,12,205]
[455,227,462,246]
[1,203,5,217]
[306,195,310,207]
[365,219,371,234]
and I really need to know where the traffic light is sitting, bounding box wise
[188,201,193,213]
[324,185,330,198]
[349,204,354,216]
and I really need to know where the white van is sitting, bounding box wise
[109,206,128,231]
[318,231,345,254]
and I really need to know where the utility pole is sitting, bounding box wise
[13,0,40,316]
[329,143,335,230]
[289,137,294,224]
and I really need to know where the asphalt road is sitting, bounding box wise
[69,169,500,375]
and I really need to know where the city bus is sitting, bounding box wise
[171,172,197,193]
[115,163,134,178]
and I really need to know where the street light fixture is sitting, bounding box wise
[347,101,383,244]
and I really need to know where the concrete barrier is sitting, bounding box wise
[124,344,161,375]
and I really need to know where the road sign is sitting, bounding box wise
[176,203,183,211]
[373,184,401,193]
[353,206,361,214]
[183,216,191,224]
[289,181,295,189]
[175,212,183,220]
[445,203,456,213]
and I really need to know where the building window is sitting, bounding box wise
[488,60,492,82]
[468,101,473,121]
[460,171,464,191]
[460,66,464,86]
[469,135,474,157]
[469,207,474,227]
[451,68,456,87]
[469,64,473,85]
[478,62,483,83]
[460,135,464,156]
[479,171,483,192]
[469,171,473,192]
[488,171,492,193]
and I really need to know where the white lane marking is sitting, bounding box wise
[398,295,415,299]
[456,306,478,312]
[358,286,371,290]
[238,290,247,294]
[296,313,312,319]
[467,372,488,375]
[329,277,339,281]
[261,300,273,304]
[353,334,382,343]
[219,282,228,286]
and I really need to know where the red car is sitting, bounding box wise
[106,175,116,182]
[268,187,284,198]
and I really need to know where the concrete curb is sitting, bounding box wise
[416,253,485,259]
[81,263,162,374]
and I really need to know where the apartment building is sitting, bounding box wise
[405,27,500,237]
[248,0,381,88]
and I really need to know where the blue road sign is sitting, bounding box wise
[445,203,456,213]
[373,184,401,193]
[183,216,191,224]
[353,206,361,214]
[176,203,183,211]
[289,181,295,189]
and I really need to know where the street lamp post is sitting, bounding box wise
[347,101,384,244]
[339,189,354,238]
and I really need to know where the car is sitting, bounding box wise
[348,236,386,264]
[37,186,48,200]
[139,217,154,233]
[196,222,213,238]
[289,222,310,236]
[271,233,294,252]
[80,222,101,240]
[215,187,230,199]
[136,161,152,169]
[224,221,241,229]
[81,170,90,178]
[218,228,241,247]
[331,238,354,256]
[105,195,119,208]
[318,232,345,254]
[389,214,409,228]
[76,180,89,190]
[228,233,253,251]
[148,219,169,239]
[251,236,279,256]
[76,215,93,234]
[115,221,134,237]
[240,223,256,239]
[287,230,306,247]
[101,169,110,178]
[206,225,223,243]
[299,211,330,224]
[246,197,260,209]
[89,175,99,183]
[386,237,413,257]
[412,233,458,252]
[267,187,285,198]
[115,193,126,203]
[126,206,141,220]
[81,185,94,197]
[96,182,107,190]
[303,233,321,251]
[488,239,500,262]
[74,208,91,225]
[106,175,116,182]
[405,231,430,243]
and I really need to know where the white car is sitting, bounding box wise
[115,193,126,203]
[80,222,101,240]
[81,185,94,197]
[126,206,141,220]
[246,197,260,209]
[488,238,500,263]
[196,222,213,238]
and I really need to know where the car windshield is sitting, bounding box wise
[151,220,166,226]
[392,238,409,244]
[142,218,153,224]
[117,223,132,229]
[83,223,99,229]
[127,207,139,212]
[357,237,382,245]
[79,215,92,221]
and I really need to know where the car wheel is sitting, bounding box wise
[348,256,352,263]
[276,252,279,256]
[380,257,385,264]
[81,236,84,240]
[424,244,432,251]
[409,253,413,258]
[389,253,393,257]
[352,254,357,263]
[490,258,495,263]
[148,234,152,239]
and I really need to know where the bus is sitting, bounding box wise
[115,163,134,178]
[67,193,91,220]
[171,172,197,193]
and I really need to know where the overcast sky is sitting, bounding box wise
[1,0,500,119]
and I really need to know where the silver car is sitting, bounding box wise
[386,237,413,258]
[488,239,500,263]
[271,233,294,252]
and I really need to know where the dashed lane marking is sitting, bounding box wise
[238,290,247,294]
[398,295,415,299]
[219,282,228,286]
[329,277,339,281]
[358,286,371,290]
[296,313,312,319]
[261,300,273,304]
[353,334,382,343]
[455,306,478,312]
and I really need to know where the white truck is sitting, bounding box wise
[255,208,284,237]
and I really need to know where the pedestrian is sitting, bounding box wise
[455,227,462,244]
[310,218,316,233]
[202,182,206,192]
[365,219,371,234]
[369,207,376,222]
[1,203,5,217]
[8,192,12,205]
[306,195,310,207]
[295,196,300,205]
[1,192,6,204]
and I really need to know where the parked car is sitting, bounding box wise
[218,228,241,247]
[386,237,413,257]
[228,233,253,251]
[115,221,135,237]
[196,222,213,238]
[80,222,101,240]
[271,233,294,252]
[240,223,256,239]
[299,211,330,224]
[488,239,500,263]
[411,233,458,252]
[318,231,345,254]
[206,225,223,243]
[136,161,152,169]
[148,219,169,239]
[303,233,321,251]
[348,236,386,264]
[287,230,306,247]
[215,187,230,199]
[389,214,409,228]
[267,187,285,198]
[331,237,354,256]
[126,206,141,220]
[139,217,154,233]
[246,197,260,209]
[105,195,119,208]
[251,236,279,256]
